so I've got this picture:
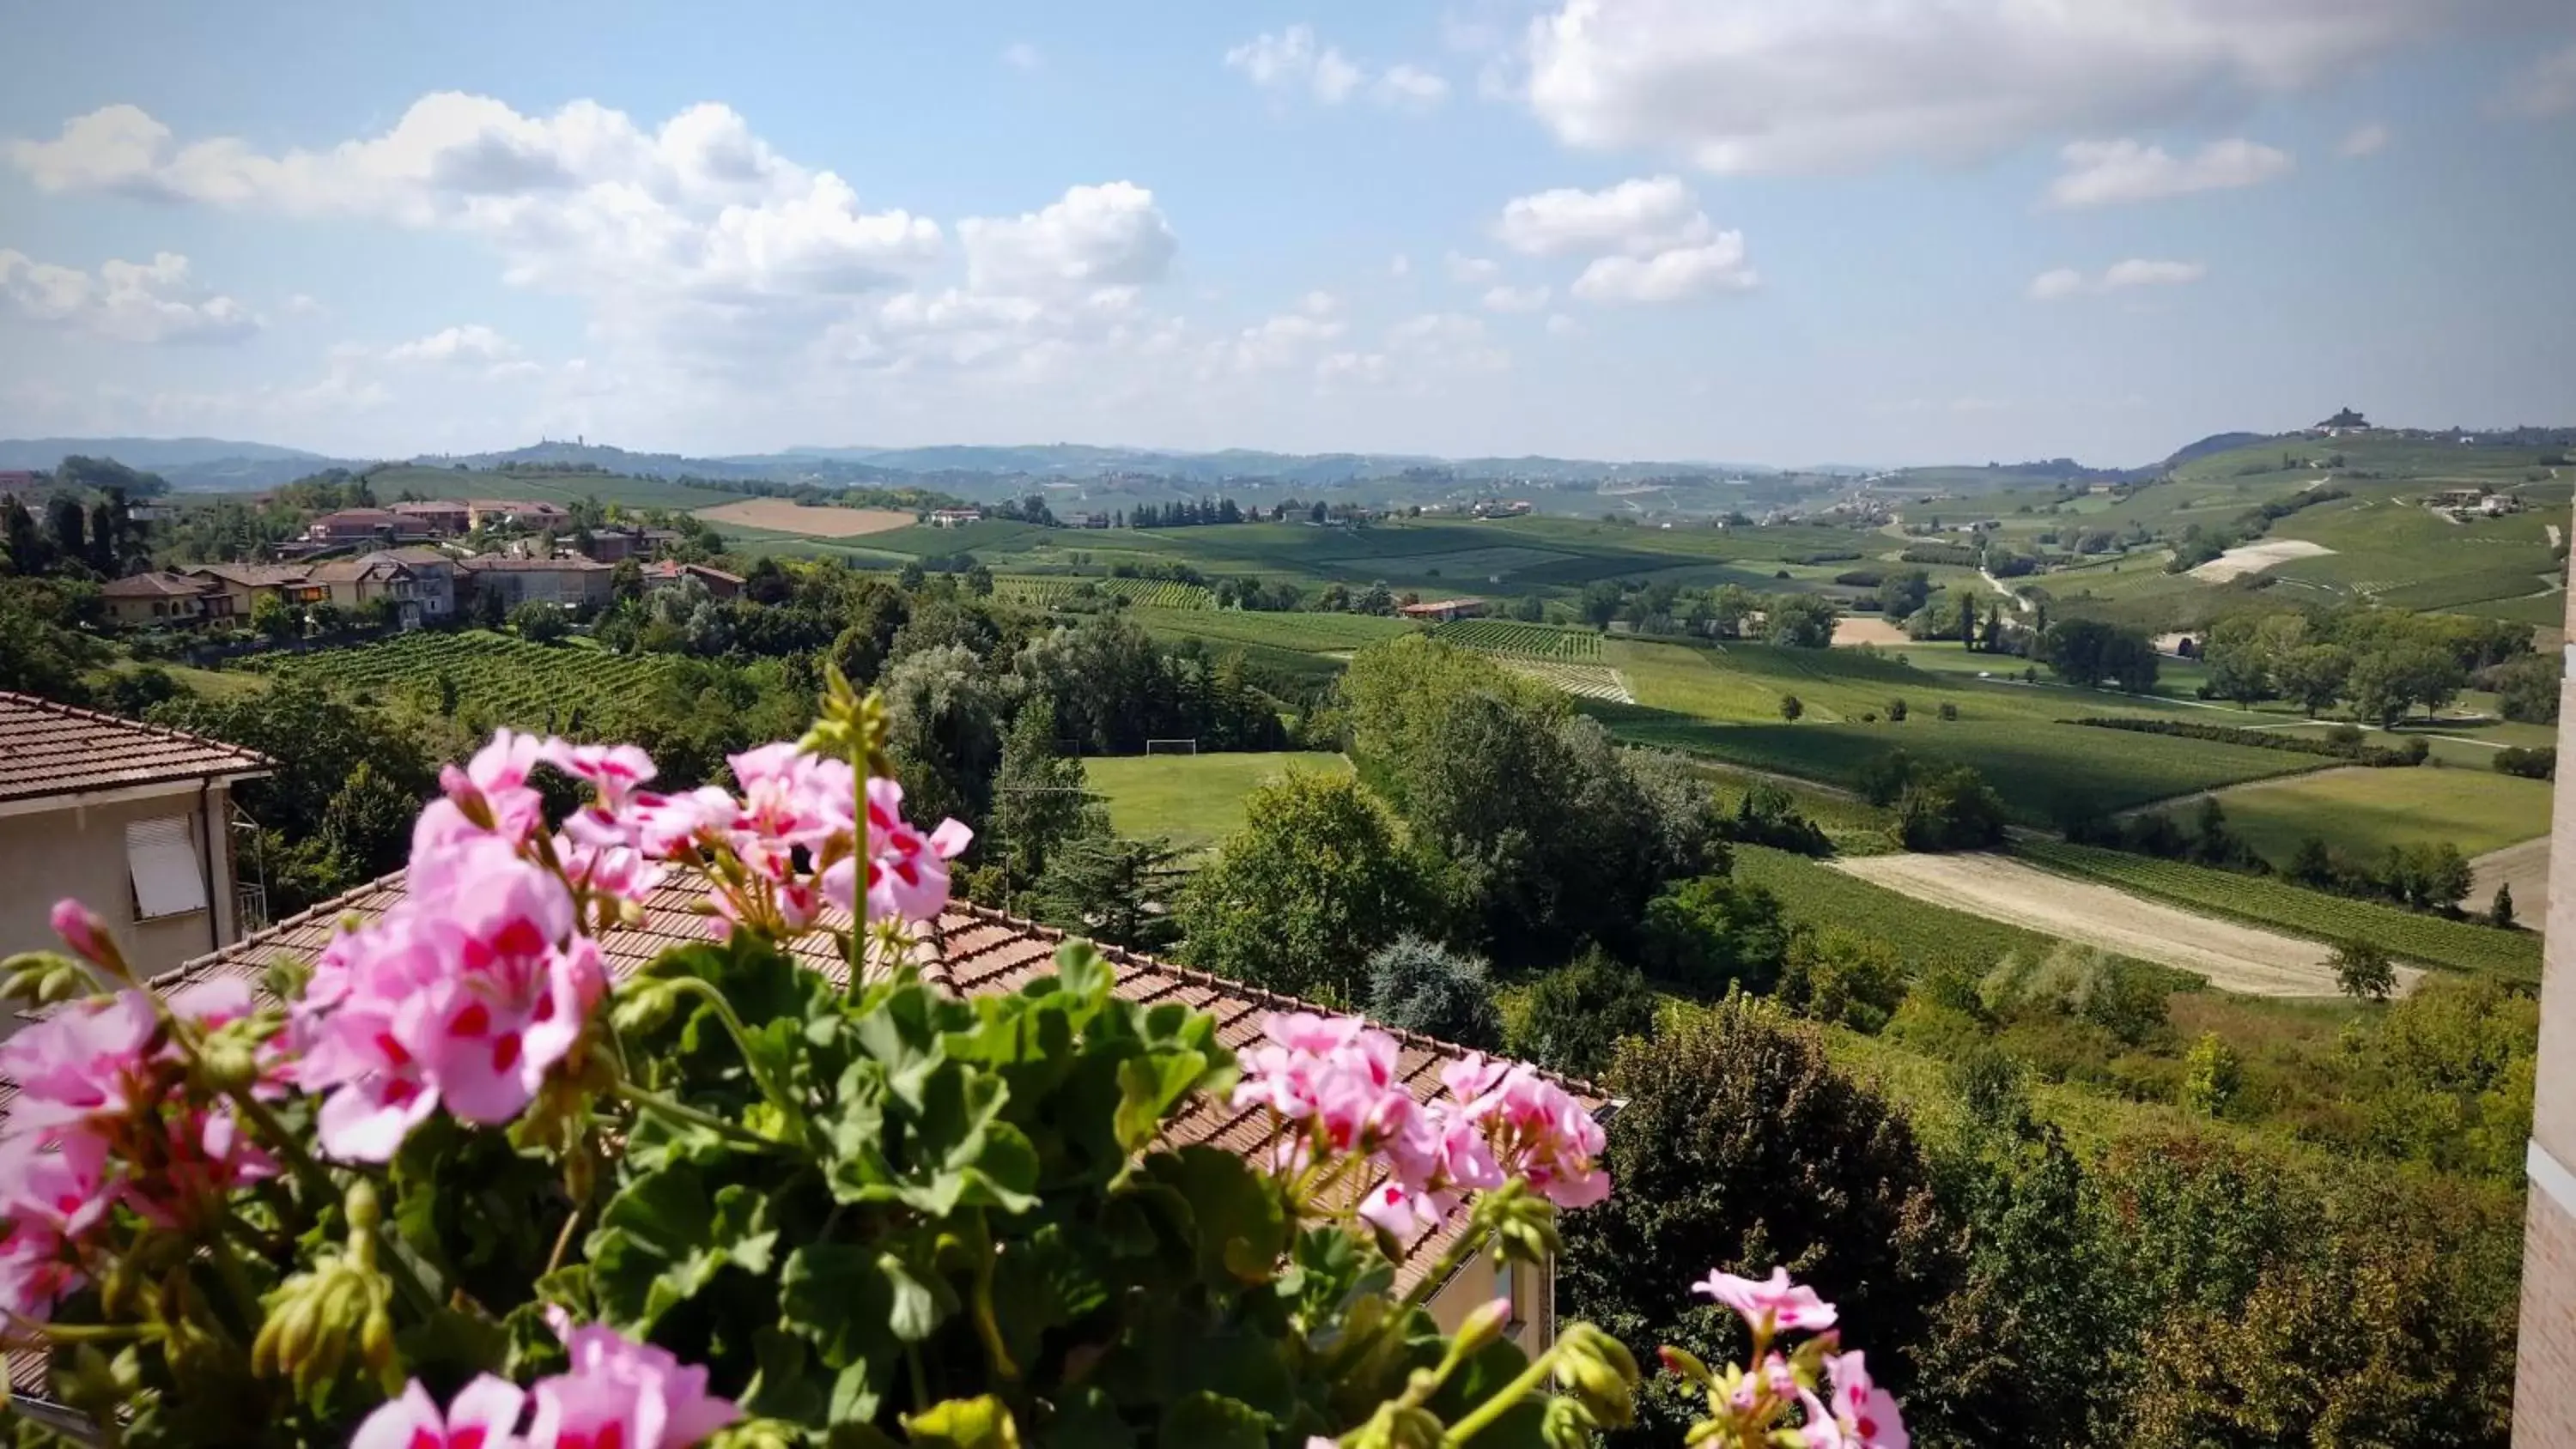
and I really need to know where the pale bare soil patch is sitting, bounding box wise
[1834,852,2424,997]
[1831,616,1911,647]
[695,500,918,537]
[2470,837,2549,931]
[2186,538,2335,582]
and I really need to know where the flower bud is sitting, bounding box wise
[0,950,92,1006]
[1659,1344,1713,1388]
[1456,1296,1515,1353]
[50,900,128,978]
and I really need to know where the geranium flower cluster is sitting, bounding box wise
[0,943,276,1322]
[1668,1268,1908,1449]
[1230,1012,1609,1239]
[354,1319,736,1449]
[282,729,969,1163]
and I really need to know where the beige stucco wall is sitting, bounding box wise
[2516,520,2576,1444]
[0,784,239,1028]
[1421,1248,1550,1359]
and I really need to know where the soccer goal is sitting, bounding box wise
[1144,738,1200,756]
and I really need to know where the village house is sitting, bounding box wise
[97,571,222,627]
[180,562,328,620]
[927,508,984,527]
[0,470,44,495]
[386,500,471,536]
[305,507,441,544]
[457,554,616,609]
[0,693,274,1022]
[466,499,573,532]
[582,524,685,562]
[377,546,459,618]
[641,559,745,599]
[1398,597,1489,622]
[308,554,425,625]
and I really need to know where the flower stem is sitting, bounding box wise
[660,976,806,1138]
[1440,1342,1564,1446]
[612,1080,786,1153]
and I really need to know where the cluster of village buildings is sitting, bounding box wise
[96,498,742,630]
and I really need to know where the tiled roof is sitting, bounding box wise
[184,562,311,587]
[6,871,1598,1291]
[307,557,411,584]
[0,692,273,806]
[98,572,216,598]
[458,555,613,572]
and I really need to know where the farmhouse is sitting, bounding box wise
[305,507,441,544]
[0,693,273,1011]
[927,508,985,528]
[97,571,221,627]
[465,498,573,531]
[641,559,746,598]
[1399,597,1489,622]
[457,554,616,609]
[181,562,329,618]
[0,470,45,494]
[386,500,471,535]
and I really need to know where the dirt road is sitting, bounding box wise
[1834,852,2423,997]
[2470,837,2549,926]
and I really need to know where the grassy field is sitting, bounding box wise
[2188,766,2555,867]
[2017,840,2541,980]
[1582,638,2324,822]
[1082,751,1352,850]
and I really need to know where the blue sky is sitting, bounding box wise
[2,1,2573,468]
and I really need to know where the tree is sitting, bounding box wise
[2490,882,2516,930]
[1876,568,1931,621]
[509,601,569,644]
[1954,591,1978,646]
[46,496,87,569]
[1886,696,1908,722]
[1778,693,1804,721]
[1762,592,1839,648]
[2275,643,2352,718]
[2198,615,2277,706]
[990,699,1094,897]
[2348,645,2462,727]
[2038,619,2158,691]
[2334,939,2397,1002]
[1027,833,1187,950]
[2489,651,2561,724]
[1508,947,1657,1080]
[878,643,1008,832]
[471,583,507,628]
[1560,999,1957,1441]
[250,592,300,640]
[1777,927,1907,1033]
[1364,935,1504,1051]
[1637,874,1790,995]
[1176,772,1431,1003]
[2178,1032,2241,1117]
[314,761,425,884]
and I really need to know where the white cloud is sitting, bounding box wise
[957,181,1178,295]
[382,324,519,364]
[2044,137,2293,208]
[1571,233,1755,303]
[1495,175,1707,255]
[1481,283,1552,312]
[1001,42,1045,72]
[1376,64,1452,110]
[2339,121,2391,157]
[1225,26,1365,105]
[1317,312,1510,390]
[2029,258,2207,300]
[1522,0,2529,173]
[0,249,262,343]
[284,292,327,318]
[1545,312,1581,337]
[1228,309,1348,372]
[1444,252,1503,284]
[2500,42,2576,118]
[1388,252,1413,277]
[1224,26,1448,110]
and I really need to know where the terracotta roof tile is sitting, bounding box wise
[0,693,274,806]
[99,572,218,598]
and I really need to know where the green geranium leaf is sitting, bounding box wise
[1157,1391,1270,1449]
[1113,1050,1208,1154]
[1144,1146,1288,1288]
[781,1245,900,1380]
[590,1163,778,1331]
[742,1326,828,1426]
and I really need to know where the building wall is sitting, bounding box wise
[2518,529,2576,1445]
[0,784,240,1032]
[1421,1247,1550,1359]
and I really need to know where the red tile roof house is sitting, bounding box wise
[0,693,273,1013]
[304,508,442,544]
[0,874,1604,1412]
[96,571,222,627]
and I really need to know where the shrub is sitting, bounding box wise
[1510,946,1660,1079]
[2494,745,2555,779]
[2066,715,2419,766]
[1777,927,1909,1033]
[2335,938,2398,1001]
[1364,932,1504,1050]
[1638,874,1792,996]
[1778,693,1804,721]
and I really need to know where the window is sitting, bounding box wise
[127,816,209,920]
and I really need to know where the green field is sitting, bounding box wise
[248,630,680,731]
[1082,751,1353,850]
[2184,766,2554,867]
[2018,840,2541,979]
[1433,619,1604,659]
[990,575,1214,610]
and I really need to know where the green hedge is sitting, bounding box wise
[2064,716,2419,767]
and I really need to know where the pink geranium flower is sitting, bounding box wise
[0,991,157,1137]
[349,1375,526,1449]
[1822,1351,1907,1449]
[0,1132,109,1321]
[532,1319,738,1449]
[860,777,969,924]
[1693,1266,1839,1334]
[47,899,113,970]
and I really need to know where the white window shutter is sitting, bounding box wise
[127,817,209,919]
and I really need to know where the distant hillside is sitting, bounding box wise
[2159,432,2275,470]
[0,436,332,471]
